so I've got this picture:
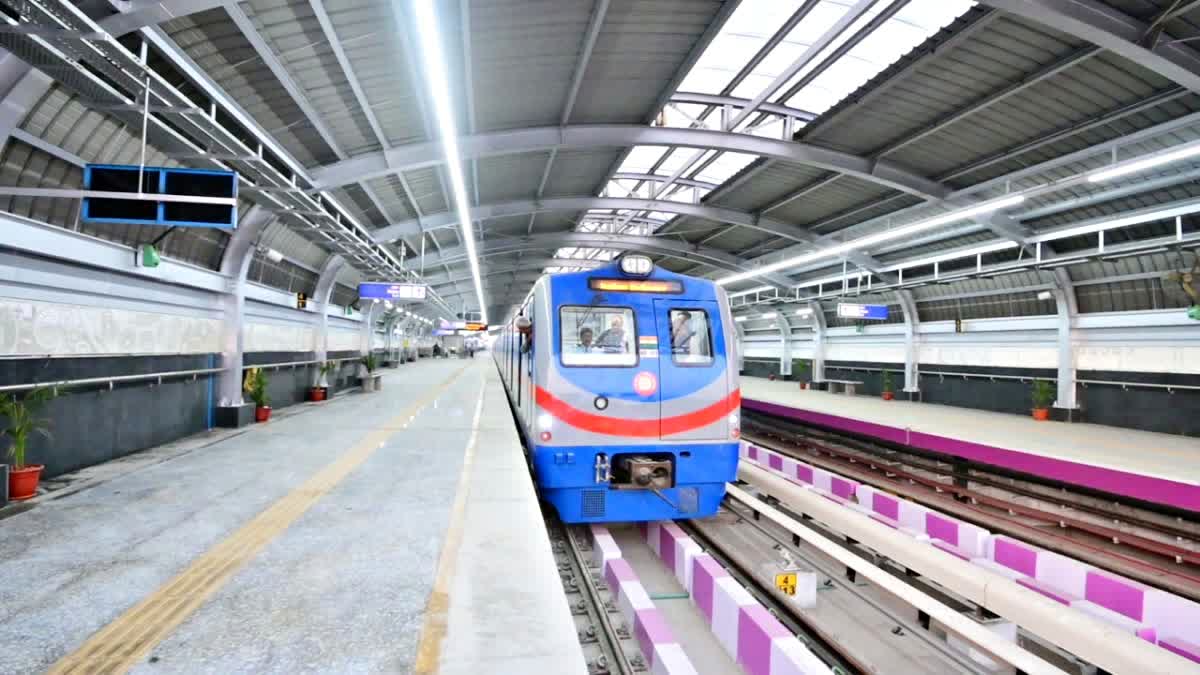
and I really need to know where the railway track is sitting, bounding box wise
[743,414,1200,602]
[547,513,642,675]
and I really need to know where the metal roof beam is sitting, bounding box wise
[977,0,1200,92]
[310,125,950,201]
[370,196,821,245]
[669,92,817,122]
[424,259,605,286]
[419,232,796,286]
[98,0,226,36]
[611,173,718,191]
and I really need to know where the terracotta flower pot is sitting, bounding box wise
[255,406,272,422]
[308,387,327,402]
[1032,408,1050,421]
[8,464,43,501]
[882,391,895,401]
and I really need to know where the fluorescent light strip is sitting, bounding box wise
[726,285,773,298]
[1087,141,1200,183]
[413,0,487,325]
[1032,199,1200,243]
[717,194,1026,285]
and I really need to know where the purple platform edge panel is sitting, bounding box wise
[691,554,727,622]
[830,476,856,500]
[794,463,814,484]
[1085,570,1145,621]
[742,397,1200,513]
[925,512,959,547]
[634,608,677,668]
[993,537,1038,577]
[768,452,783,471]
[872,492,900,520]
[737,605,792,675]
[1161,637,1200,664]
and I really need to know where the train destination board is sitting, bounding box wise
[358,282,427,300]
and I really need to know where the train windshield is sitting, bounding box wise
[560,306,637,366]
[669,309,713,365]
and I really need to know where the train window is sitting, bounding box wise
[560,306,637,367]
[669,309,713,366]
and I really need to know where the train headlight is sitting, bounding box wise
[633,371,658,396]
[538,414,553,431]
[619,254,653,277]
[729,412,740,440]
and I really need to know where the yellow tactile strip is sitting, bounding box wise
[49,364,472,675]
[413,373,487,674]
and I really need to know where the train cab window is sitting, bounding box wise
[669,309,713,366]
[560,306,637,367]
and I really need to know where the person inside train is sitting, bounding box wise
[671,310,694,355]
[596,315,627,352]
[576,327,595,352]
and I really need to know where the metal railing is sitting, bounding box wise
[740,360,1200,393]
[0,355,375,394]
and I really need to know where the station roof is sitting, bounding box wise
[2,0,1199,325]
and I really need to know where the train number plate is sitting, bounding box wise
[775,572,797,596]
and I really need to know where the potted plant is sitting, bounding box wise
[360,353,380,393]
[1,387,57,501]
[881,369,895,401]
[1031,379,1055,421]
[309,361,335,402]
[245,367,271,422]
[795,360,810,390]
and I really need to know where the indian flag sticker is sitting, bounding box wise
[639,335,658,346]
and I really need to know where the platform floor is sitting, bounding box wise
[742,377,1200,513]
[0,358,584,675]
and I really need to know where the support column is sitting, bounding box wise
[217,205,274,408]
[897,290,920,394]
[359,301,383,356]
[733,320,745,373]
[311,255,345,375]
[809,301,826,384]
[1052,268,1079,413]
[776,312,793,376]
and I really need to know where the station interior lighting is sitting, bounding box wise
[717,194,1026,286]
[734,316,747,322]
[412,0,487,325]
[1087,141,1200,183]
[760,312,777,319]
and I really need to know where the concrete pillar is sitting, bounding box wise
[1052,268,1079,412]
[359,301,383,356]
[311,255,345,377]
[808,301,826,384]
[216,205,274,406]
[776,311,793,376]
[897,290,920,393]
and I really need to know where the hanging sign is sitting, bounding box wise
[836,303,888,320]
[358,282,427,300]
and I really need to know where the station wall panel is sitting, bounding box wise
[0,298,221,356]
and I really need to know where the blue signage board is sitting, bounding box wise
[82,164,238,229]
[358,282,427,300]
[837,303,888,320]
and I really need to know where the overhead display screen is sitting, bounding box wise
[358,282,427,300]
[836,303,888,320]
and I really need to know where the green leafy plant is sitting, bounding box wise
[361,353,377,374]
[244,368,269,408]
[793,359,810,381]
[881,369,894,393]
[1031,379,1055,409]
[319,360,336,378]
[0,387,57,470]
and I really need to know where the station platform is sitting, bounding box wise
[0,358,585,675]
[741,377,1200,514]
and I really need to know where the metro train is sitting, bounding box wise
[494,254,741,523]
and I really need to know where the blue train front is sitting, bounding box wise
[494,254,741,523]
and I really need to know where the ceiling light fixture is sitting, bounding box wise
[412,0,487,325]
[717,194,1026,286]
[726,285,773,298]
[1087,141,1200,183]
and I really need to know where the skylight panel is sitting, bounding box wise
[696,152,758,184]
[784,0,974,115]
[679,0,808,95]
[617,146,669,174]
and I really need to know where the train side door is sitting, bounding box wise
[653,298,728,441]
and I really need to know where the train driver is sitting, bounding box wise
[596,315,628,352]
[576,327,595,352]
[671,310,694,355]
